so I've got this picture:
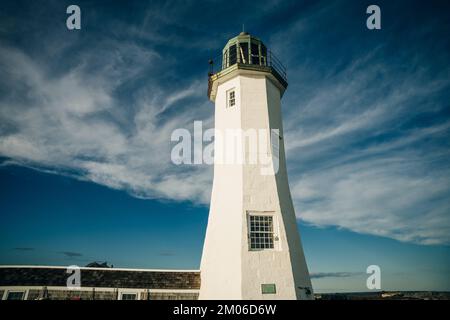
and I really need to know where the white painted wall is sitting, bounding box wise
[199,76,244,299]
[199,70,313,300]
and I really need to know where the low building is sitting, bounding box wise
[0,265,200,300]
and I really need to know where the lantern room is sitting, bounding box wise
[208,32,288,101]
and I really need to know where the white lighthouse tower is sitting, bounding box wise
[199,32,313,300]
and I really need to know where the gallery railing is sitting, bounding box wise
[207,49,287,97]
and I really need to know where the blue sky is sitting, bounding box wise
[0,0,449,292]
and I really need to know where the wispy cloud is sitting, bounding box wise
[0,1,449,247]
[284,55,450,244]
[0,36,213,203]
[13,247,35,252]
[59,251,83,258]
[276,2,450,246]
[158,251,176,257]
[310,272,363,279]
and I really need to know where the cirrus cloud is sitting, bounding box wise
[0,0,449,247]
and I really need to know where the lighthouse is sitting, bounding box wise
[199,32,313,300]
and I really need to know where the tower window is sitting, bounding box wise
[249,215,274,250]
[227,90,235,108]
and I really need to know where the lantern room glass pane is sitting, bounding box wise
[229,44,237,66]
[222,49,228,69]
[251,43,260,65]
[261,44,267,65]
[239,42,249,64]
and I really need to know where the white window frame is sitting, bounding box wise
[119,291,139,300]
[5,290,27,300]
[226,88,236,108]
[247,211,280,251]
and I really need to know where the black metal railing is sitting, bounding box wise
[267,50,287,84]
[208,49,287,85]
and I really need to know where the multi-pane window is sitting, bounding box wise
[227,90,235,108]
[7,291,25,300]
[121,293,137,300]
[249,215,274,250]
